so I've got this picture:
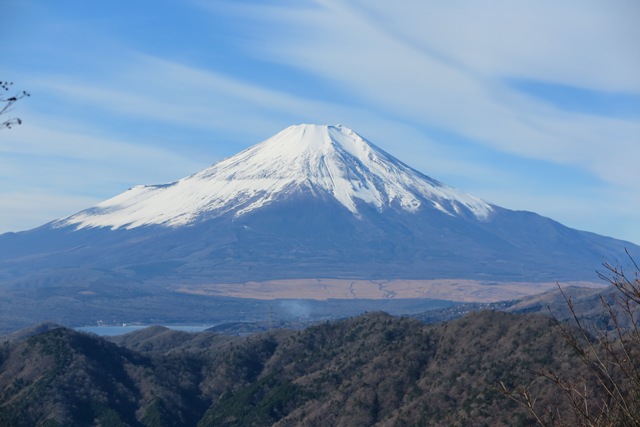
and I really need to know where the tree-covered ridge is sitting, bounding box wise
[0,311,619,426]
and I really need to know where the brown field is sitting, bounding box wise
[173,278,604,303]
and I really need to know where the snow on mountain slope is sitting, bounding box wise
[56,124,493,230]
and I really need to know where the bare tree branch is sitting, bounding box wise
[1,81,30,129]
[502,252,640,426]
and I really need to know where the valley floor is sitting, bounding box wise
[174,278,602,302]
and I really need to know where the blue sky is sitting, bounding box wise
[1,0,639,244]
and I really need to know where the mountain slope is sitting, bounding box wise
[55,124,492,230]
[0,124,638,330]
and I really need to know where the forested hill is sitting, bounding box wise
[0,311,600,426]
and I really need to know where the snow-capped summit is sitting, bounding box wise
[2,122,639,311]
[57,124,492,230]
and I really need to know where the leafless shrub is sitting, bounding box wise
[503,250,640,426]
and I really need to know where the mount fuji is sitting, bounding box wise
[0,124,638,328]
[56,124,493,230]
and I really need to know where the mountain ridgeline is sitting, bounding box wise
[1,124,636,286]
[0,124,638,331]
[0,311,602,426]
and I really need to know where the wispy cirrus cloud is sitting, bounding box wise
[3,53,470,233]
[187,0,640,242]
[225,0,640,178]
[0,109,203,231]
[25,53,369,143]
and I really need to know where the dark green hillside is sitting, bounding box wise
[241,311,580,426]
[0,327,205,426]
[0,311,610,426]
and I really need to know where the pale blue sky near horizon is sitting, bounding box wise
[1,0,639,244]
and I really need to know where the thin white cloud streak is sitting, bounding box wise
[24,53,482,166]
[49,53,498,169]
[1,117,201,181]
[479,188,640,245]
[227,1,640,186]
[4,55,492,233]
[0,112,203,233]
[196,0,640,243]
[0,191,100,232]
[30,54,361,136]
[356,0,640,92]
